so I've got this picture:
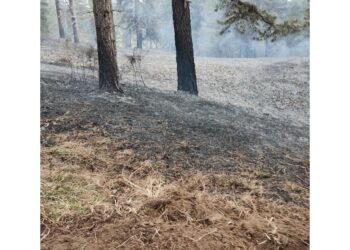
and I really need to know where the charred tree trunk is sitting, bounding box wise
[172,0,198,95]
[55,0,65,38]
[93,0,122,92]
[69,0,80,43]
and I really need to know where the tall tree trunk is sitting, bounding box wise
[172,0,198,95]
[93,0,122,92]
[55,0,65,39]
[69,0,80,43]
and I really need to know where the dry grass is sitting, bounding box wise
[41,131,309,250]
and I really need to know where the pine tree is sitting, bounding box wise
[41,0,50,38]
[118,0,160,49]
[93,0,122,92]
[55,0,66,39]
[134,0,143,48]
[68,0,80,43]
[172,0,198,95]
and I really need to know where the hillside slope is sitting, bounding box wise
[41,42,309,249]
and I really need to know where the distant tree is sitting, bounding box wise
[71,0,96,43]
[93,0,122,92]
[142,1,160,48]
[135,0,143,48]
[116,0,132,48]
[118,0,160,49]
[41,0,50,37]
[88,0,96,41]
[55,0,66,39]
[68,0,80,43]
[172,0,198,95]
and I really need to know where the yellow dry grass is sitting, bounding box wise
[41,131,309,249]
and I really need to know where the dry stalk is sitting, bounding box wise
[122,168,146,192]
[152,228,161,240]
[40,223,51,242]
[258,239,268,245]
[188,228,218,242]
[115,235,136,249]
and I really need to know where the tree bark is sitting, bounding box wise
[93,0,122,92]
[172,0,198,95]
[69,0,80,43]
[55,0,65,39]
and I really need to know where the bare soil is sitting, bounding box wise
[41,40,309,249]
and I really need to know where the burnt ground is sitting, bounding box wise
[41,41,309,250]
[41,63,309,188]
